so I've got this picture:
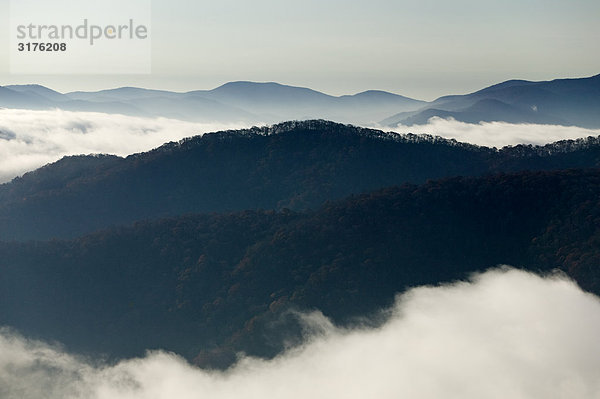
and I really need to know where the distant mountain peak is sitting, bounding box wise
[383,74,600,128]
[2,75,598,127]
[4,84,67,102]
[206,81,331,99]
[215,81,288,89]
[7,83,50,89]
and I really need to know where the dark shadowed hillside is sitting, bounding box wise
[2,120,600,241]
[1,169,599,368]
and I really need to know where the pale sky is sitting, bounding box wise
[0,0,598,100]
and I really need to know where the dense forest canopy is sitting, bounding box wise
[1,120,600,241]
[1,167,599,368]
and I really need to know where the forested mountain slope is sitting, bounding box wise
[2,120,600,240]
[1,169,598,368]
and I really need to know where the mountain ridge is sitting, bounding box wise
[384,74,600,128]
[1,168,599,368]
[1,81,424,124]
[2,120,600,241]
[4,73,598,127]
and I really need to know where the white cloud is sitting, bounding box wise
[0,109,253,183]
[2,267,600,399]
[1,109,600,185]
[386,117,600,148]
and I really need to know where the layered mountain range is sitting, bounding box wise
[2,120,600,241]
[2,74,599,127]
[382,74,600,128]
[0,120,600,369]
[0,82,423,125]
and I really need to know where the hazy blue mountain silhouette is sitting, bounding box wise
[5,84,71,102]
[382,74,600,128]
[0,86,53,109]
[1,85,146,116]
[1,81,424,124]
[3,75,598,126]
[397,98,567,126]
[67,87,182,102]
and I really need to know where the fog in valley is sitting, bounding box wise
[2,268,599,399]
[2,109,600,183]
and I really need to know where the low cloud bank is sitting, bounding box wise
[1,109,600,183]
[2,267,600,399]
[388,117,600,148]
[0,109,251,183]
